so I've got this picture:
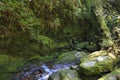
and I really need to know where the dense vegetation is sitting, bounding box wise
[0,0,120,80]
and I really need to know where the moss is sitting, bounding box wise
[0,1,118,79]
[98,68,120,80]
[49,69,82,80]
[80,51,107,62]
[56,42,69,48]
[85,44,97,51]
[100,38,113,49]
[0,0,107,58]
[55,51,77,64]
[0,54,26,80]
[79,51,117,75]
[28,54,55,62]
[77,42,89,49]
[56,51,86,64]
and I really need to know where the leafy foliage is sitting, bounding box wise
[0,0,120,80]
[0,0,56,56]
[0,54,25,80]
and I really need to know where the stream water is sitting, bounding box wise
[11,51,83,80]
[11,62,77,80]
[38,62,76,80]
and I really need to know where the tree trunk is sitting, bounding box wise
[80,0,113,49]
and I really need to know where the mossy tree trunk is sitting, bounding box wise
[92,6,111,39]
[92,5,115,49]
[80,0,113,49]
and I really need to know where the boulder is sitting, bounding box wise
[79,51,117,75]
[55,51,87,64]
[49,69,82,80]
[98,68,120,80]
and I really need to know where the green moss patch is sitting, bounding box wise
[49,69,82,80]
[79,51,117,75]
[55,51,87,64]
[0,54,25,80]
[98,68,120,80]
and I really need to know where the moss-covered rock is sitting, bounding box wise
[55,51,87,64]
[79,51,117,75]
[49,69,82,80]
[77,42,97,51]
[98,68,120,80]
[0,54,25,80]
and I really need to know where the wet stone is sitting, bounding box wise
[11,62,77,80]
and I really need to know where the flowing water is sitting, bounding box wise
[11,51,83,80]
[38,62,76,80]
[11,62,77,80]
